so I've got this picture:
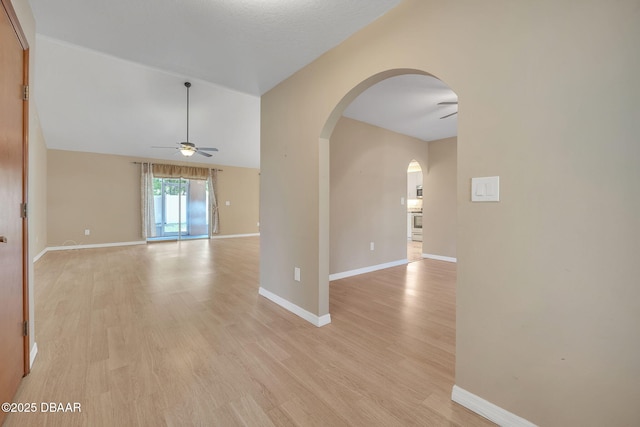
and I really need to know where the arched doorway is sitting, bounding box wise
[321,69,458,315]
[407,159,424,262]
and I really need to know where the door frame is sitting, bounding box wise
[1,0,30,375]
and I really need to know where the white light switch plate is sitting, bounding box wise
[472,176,500,202]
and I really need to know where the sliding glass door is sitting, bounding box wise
[152,178,208,240]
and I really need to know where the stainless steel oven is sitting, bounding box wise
[411,212,422,242]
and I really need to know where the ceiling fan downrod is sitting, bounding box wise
[185,81,191,143]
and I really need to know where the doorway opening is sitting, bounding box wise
[320,69,458,318]
[149,177,209,241]
[407,159,423,262]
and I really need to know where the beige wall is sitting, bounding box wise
[47,149,259,246]
[423,137,456,259]
[261,1,640,426]
[47,150,141,245]
[216,164,260,236]
[330,117,428,274]
[28,111,48,257]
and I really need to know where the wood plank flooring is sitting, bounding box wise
[407,240,423,262]
[5,237,494,426]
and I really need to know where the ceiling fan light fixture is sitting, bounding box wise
[180,147,196,157]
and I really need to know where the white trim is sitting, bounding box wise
[423,253,457,263]
[29,342,38,369]
[210,233,260,239]
[47,241,147,252]
[451,385,537,427]
[45,235,260,252]
[258,287,331,327]
[329,259,408,281]
[33,248,48,263]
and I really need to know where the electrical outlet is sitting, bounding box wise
[294,267,301,282]
[84,229,90,236]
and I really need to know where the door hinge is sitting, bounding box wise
[22,85,29,101]
[21,203,27,219]
[23,321,28,337]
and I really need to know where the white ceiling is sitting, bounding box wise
[29,0,403,96]
[29,0,456,169]
[35,36,262,168]
[343,74,458,142]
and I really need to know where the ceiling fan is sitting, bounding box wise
[438,101,458,119]
[152,82,219,157]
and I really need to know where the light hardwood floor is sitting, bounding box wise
[407,240,423,262]
[6,237,494,426]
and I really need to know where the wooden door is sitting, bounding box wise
[0,0,28,422]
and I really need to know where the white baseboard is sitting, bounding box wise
[47,240,147,252]
[258,287,331,327]
[423,253,457,263]
[33,248,48,263]
[45,235,259,252]
[329,259,408,281]
[452,385,537,427]
[30,342,38,369]
[210,233,260,239]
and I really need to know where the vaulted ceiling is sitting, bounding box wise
[29,0,456,168]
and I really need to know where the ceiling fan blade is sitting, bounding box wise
[196,150,212,157]
[440,111,458,119]
[197,147,219,152]
[151,146,178,149]
[438,101,458,105]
